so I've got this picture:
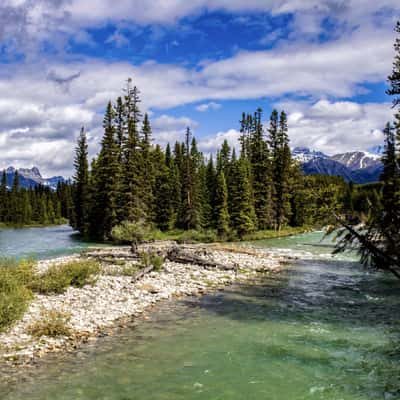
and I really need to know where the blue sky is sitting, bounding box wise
[0,0,399,177]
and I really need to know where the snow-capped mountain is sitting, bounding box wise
[294,147,383,184]
[292,147,329,163]
[4,167,65,190]
[331,151,381,170]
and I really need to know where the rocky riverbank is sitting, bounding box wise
[0,243,288,369]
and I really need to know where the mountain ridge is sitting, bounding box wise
[3,166,65,190]
[292,147,383,184]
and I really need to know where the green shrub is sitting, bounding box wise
[176,229,218,244]
[28,309,71,338]
[29,260,101,294]
[151,255,165,271]
[0,261,33,332]
[111,221,153,244]
[139,252,165,271]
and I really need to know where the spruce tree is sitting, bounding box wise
[249,108,273,229]
[229,157,256,237]
[91,102,121,239]
[122,80,146,223]
[153,145,174,231]
[141,113,155,222]
[214,170,230,237]
[387,21,400,108]
[181,128,202,230]
[72,127,90,234]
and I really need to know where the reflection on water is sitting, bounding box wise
[1,232,399,399]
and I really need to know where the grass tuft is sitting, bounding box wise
[28,309,71,338]
[0,259,34,332]
[29,260,101,294]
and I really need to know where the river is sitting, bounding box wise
[0,230,399,399]
[0,225,103,260]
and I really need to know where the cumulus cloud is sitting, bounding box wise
[152,114,199,146]
[198,128,240,155]
[196,102,222,112]
[0,0,398,175]
[278,100,393,155]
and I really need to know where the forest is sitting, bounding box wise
[0,171,72,226]
[70,81,373,242]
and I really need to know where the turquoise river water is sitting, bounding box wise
[0,225,103,260]
[0,229,399,399]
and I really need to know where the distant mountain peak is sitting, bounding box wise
[3,166,65,190]
[292,147,329,163]
[295,147,383,184]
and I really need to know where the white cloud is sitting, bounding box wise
[0,1,398,175]
[105,31,130,48]
[196,102,222,112]
[152,114,199,146]
[279,99,393,155]
[198,129,240,154]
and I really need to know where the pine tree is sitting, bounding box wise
[181,128,202,230]
[268,110,292,230]
[153,145,174,231]
[229,157,256,237]
[387,21,400,108]
[141,113,155,222]
[380,122,400,250]
[72,127,90,234]
[166,144,182,229]
[204,156,217,228]
[214,170,230,237]
[122,80,146,223]
[249,108,273,229]
[90,102,121,239]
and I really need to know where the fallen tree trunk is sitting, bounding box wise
[85,253,141,261]
[131,265,155,283]
[166,247,237,270]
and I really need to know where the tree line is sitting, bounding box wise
[0,170,72,226]
[72,80,353,241]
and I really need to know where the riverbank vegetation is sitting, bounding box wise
[0,173,72,227]
[0,258,100,332]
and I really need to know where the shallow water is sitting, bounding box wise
[0,225,103,260]
[1,232,399,399]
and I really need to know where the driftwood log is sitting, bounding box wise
[131,265,154,283]
[86,244,238,272]
[84,252,140,260]
[165,246,237,271]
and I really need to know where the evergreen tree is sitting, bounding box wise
[249,108,273,229]
[72,127,90,234]
[141,113,155,222]
[214,170,230,237]
[229,157,256,237]
[90,102,121,239]
[387,21,400,108]
[122,80,146,223]
[153,145,174,231]
[181,128,202,230]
